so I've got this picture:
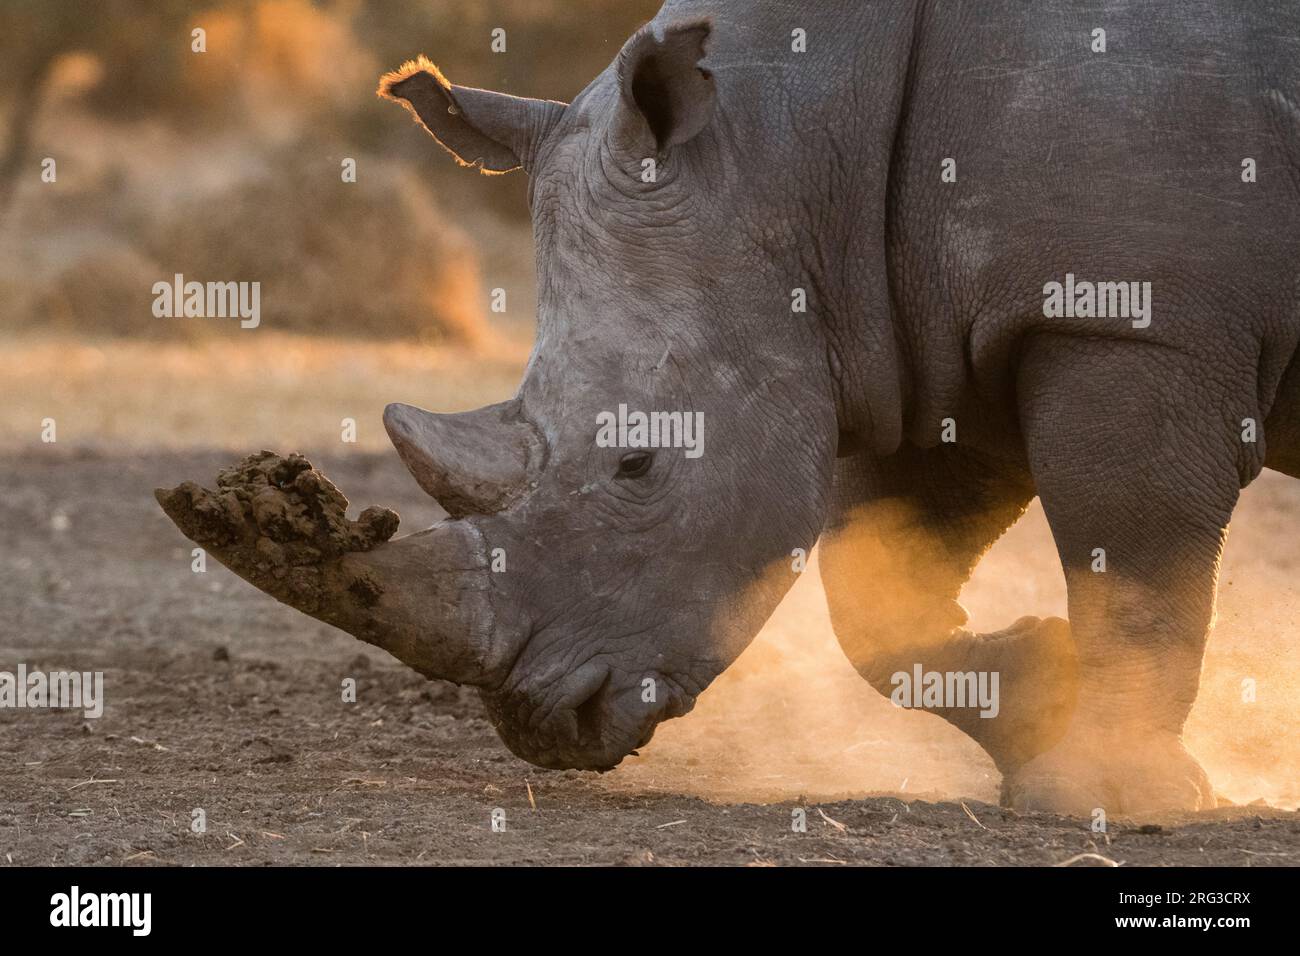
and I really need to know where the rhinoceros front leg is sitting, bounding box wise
[155,451,518,687]
[1005,338,1251,818]
[821,442,1079,776]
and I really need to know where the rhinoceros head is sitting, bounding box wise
[371,19,844,769]
[158,19,842,774]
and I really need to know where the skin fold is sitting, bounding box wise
[158,0,1300,817]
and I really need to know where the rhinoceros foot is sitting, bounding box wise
[1002,726,1215,819]
[868,615,1079,776]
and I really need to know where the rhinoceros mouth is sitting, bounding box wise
[480,657,697,771]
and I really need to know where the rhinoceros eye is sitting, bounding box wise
[616,450,654,479]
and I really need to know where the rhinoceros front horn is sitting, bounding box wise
[383,400,539,517]
[154,452,523,687]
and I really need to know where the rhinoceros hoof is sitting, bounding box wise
[1001,726,1215,819]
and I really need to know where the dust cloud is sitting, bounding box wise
[607,479,1300,810]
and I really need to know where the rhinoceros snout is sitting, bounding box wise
[482,660,694,771]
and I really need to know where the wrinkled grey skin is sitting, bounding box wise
[161,0,1300,816]
[370,9,848,772]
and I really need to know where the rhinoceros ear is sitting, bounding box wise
[378,57,566,174]
[613,19,716,155]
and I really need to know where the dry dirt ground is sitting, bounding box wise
[2,447,1298,867]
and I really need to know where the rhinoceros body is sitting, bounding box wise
[159,0,1300,817]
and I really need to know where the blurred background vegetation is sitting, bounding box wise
[0,0,658,344]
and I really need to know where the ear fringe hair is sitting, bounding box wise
[377,54,450,101]
[377,56,485,170]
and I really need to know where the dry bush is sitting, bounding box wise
[9,145,485,343]
[1,0,489,342]
[146,147,485,342]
